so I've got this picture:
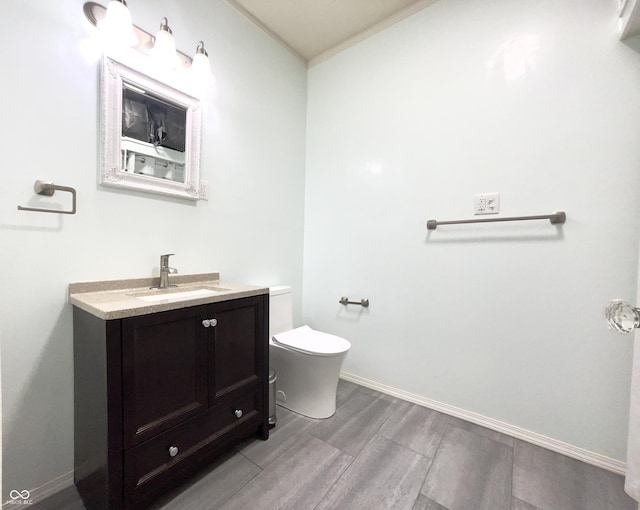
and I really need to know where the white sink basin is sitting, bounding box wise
[130,287,228,303]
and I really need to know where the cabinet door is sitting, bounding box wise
[122,306,209,448]
[209,296,266,404]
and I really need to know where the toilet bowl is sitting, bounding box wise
[269,286,350,419]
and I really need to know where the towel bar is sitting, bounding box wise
[339,297,370,307]
[426,211,565,230]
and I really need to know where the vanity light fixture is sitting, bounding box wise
[190,41,215,86]
[149,17,179,69]
[83,2,215,87]
[96,0,138,47]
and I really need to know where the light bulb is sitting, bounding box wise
[190,41,215,87]
[149,17,179,68]
[97,0,138,47]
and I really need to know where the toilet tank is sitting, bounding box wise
[269,286,293,337]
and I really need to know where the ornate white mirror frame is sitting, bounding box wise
[100,56,206,201]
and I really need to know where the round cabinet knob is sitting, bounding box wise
[168,446,179,457]
[605,299,640,334]
[210,318,218,327]
[202,319,210,328]
[234,409,243,418]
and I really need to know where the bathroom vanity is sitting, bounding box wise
[69,274,269,510]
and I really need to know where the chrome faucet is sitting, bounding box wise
[157,253,178,289]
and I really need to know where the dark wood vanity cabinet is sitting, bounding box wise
[73,294,269,510]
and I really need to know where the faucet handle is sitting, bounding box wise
[160,253,175,267]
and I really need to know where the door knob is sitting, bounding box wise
[605,299,640,334]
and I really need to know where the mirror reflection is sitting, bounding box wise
[122,83,187,183]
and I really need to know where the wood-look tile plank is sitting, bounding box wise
[219,435,352,510]
[511,496,542,510]
[309,390,396,456]
[448,416,515,447]
[379,401,450,460]
[317,435,431,510]
[31,485,86,510]
[336,378,361,407]
[354,383,407,403]
[238,406,318,468]
[421,425,512,510]
[151,451,261,509]
[413,494,450,510]
[513,440,636,510]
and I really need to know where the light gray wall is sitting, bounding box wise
[0,0,307,499]
[303,0,640,461]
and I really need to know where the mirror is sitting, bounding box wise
[100,56,206,200]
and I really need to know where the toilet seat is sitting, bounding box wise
[272,325,351,357]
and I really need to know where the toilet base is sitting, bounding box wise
[270,342,347,420]
[277,402,336,420]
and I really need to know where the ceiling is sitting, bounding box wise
[227,0,438,66]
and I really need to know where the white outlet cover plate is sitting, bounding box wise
[474,193,500,215]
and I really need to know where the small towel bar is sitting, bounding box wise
[339,297,370,307]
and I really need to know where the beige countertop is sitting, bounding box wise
[68,273,269,320]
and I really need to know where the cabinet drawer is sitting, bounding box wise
[124,391,260,498]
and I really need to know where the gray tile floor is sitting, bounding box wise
[33,380,637,510]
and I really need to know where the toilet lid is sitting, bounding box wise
[272,325,351,356]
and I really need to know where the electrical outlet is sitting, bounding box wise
[474,193,500,215]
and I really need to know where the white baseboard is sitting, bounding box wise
[340,371,627,475]
[2,470,74,509]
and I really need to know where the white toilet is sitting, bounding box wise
[269,286,351,419]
